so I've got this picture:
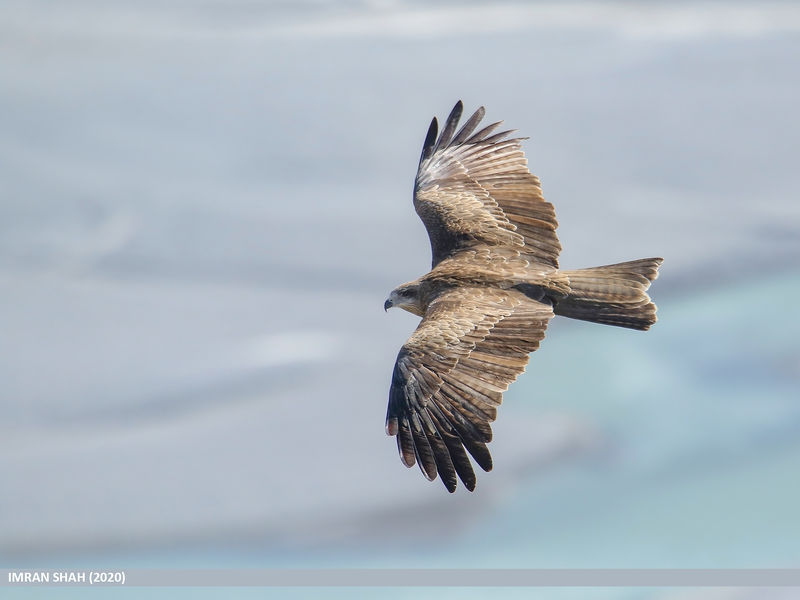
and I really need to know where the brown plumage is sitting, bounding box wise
[384,101,662,492]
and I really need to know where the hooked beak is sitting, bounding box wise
[384,298,393,312]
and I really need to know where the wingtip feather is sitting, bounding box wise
[450,105,486,147]
[434,101,464,153]
[420,117,438,163]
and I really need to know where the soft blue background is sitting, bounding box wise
[2,1,799,598]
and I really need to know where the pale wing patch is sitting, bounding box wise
[413,101,562,268]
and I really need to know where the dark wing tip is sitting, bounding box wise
[418,456,438,481]
[433,100,464,154]
[482,129,516,145]
[427,402,480,492]
[450,105,486,147]
[420,116,438,163]
[465,120,503,144]
[467,441,493,472]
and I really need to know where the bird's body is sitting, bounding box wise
[384,101,662,492]
[389,249,567,314]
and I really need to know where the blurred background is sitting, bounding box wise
[1,1,799,598]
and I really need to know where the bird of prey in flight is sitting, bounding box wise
[384,101,662,492]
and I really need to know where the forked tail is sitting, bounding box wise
[554,258,663,330]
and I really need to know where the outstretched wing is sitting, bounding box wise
[385,287,553,492]
[414,101,562,268]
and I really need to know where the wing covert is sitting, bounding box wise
[385,288,553,492]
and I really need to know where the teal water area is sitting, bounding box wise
[459,271,800,569]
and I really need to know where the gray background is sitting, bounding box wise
[1,1,799,599]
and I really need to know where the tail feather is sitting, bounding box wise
[554,258,663,330]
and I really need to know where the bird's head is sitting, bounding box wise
[384,282,424,316]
